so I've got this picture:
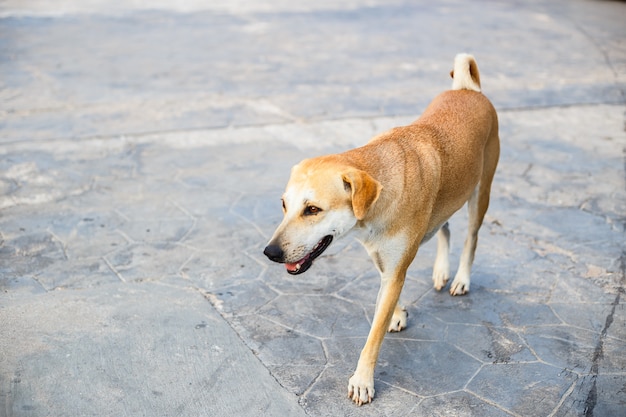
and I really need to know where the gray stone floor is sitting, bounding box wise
[1,1,625,416]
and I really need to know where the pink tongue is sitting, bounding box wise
[285,263,299,272]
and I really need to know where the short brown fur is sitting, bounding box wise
[264,54,500,405]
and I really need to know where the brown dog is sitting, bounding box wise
[264,54,499,405]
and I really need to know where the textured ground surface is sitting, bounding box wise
[1,1,625,416]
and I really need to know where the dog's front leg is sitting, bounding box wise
[375,283,408,333]
[348,266,407,405]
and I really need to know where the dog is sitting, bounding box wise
[263,53,500,405]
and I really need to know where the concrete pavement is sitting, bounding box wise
[1,1,625,416]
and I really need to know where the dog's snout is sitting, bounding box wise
[264,244,284,263]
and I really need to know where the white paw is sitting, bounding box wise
[449,275,470,296]
[388,305,408,332]
[348,372,375,405]
[432,266,450,291]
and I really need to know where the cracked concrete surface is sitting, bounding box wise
[1,0,625,416]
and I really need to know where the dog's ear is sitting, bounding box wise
[341,169,382,220]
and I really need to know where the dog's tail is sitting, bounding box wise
[450,53,481,92]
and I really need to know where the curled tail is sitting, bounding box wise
[450,53,481,92]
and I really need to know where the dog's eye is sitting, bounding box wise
[281,199,286,212]
[304,205,322,216]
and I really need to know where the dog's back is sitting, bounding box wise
[382,54,499,230]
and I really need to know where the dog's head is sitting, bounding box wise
[264,157,381,275]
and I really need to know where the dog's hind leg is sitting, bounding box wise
[388,304,408,332]
[449,186,482,295]
[450,134,499,296]
[432,222,450,291]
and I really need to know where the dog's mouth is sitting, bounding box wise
[285,235,333,275]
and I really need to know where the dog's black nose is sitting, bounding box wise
[263,244,284,262]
